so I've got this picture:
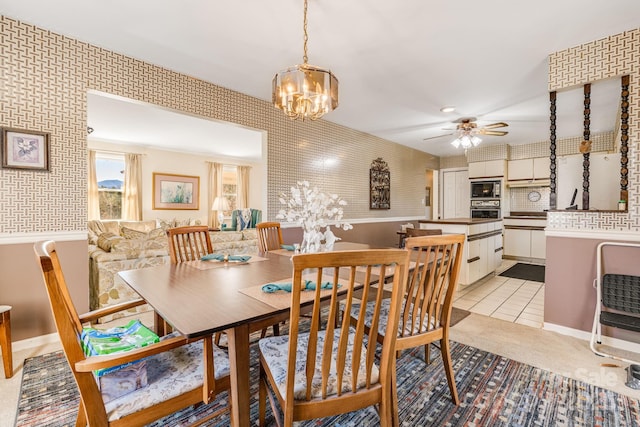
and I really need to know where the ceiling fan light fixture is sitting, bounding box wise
[451,132,481,149]
[272,0,338,121]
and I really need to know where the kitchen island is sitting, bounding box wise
[418,218,503,285]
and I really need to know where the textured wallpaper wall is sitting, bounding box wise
[547,28,639,232]
[0,16,437,235]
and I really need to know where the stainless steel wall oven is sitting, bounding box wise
[470,199,501,219]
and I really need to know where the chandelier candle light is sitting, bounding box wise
[277,181,352,253]
[272,0,338,121]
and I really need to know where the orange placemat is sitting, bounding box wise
[183,255,268,270]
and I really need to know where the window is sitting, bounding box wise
[95,153,125,219]
[222,165,237,217]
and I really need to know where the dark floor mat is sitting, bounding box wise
[499,263,545,282]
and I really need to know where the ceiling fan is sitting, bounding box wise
[423,117,509,142]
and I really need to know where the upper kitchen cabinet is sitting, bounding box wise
[468,160,506,179]
[507,157,550,186]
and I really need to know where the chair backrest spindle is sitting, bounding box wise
[167,225,213,263]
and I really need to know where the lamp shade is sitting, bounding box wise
[212,197,230,211]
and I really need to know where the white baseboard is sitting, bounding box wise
[12,332,61,352]
[544,322,640,354]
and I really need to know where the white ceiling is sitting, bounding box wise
[2,1,639,158]
[87,93,264,162]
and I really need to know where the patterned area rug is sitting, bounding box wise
[15,339,640,426]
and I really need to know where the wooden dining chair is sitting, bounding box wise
[34,240,232,427]
[400,227,442,248]
[167,225,278,341]
[258,249,411,426]
[167,225,213,263]
[0,305,12,378]
[256,222,284,252]
[349,234,465,410]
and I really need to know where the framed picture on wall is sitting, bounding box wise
[1,127,50,171]
[153,172,200,210]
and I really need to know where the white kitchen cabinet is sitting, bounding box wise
[533,157,550,180]
[468,160,506,179]
[530,229,546,259]
[419,219,503,286]
[507,157,550,182]
[504,228,531,258]
[507,159,533,181]
[493,233,504,271]
[504,218,546,259]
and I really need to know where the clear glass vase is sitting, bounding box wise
[301,228,322,253]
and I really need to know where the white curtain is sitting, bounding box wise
[207,162,224,228]
[122,153,142,220]
[236,165,251,209]
[87,150,100,220]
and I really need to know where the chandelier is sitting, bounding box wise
[450,122,482,149]
[272,0,338,121]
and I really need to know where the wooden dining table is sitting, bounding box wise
[117,242,382,427]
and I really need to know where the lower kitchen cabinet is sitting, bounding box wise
[504,227,546,260]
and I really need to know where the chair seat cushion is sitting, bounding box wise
[105,333,230,421]
[259,328,378,400]
[351,299,437,337]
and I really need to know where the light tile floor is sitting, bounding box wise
[453,260,545,328]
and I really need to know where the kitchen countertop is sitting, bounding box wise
[419,218,502,225]
[505,211,547,219]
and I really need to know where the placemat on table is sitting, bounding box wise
[269,248,295,257]
[238,276,355,310]
[183,255,268,270]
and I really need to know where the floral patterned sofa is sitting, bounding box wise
[88,219,259,323]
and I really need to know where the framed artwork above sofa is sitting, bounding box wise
[152,172,199,210]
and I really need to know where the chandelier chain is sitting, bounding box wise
[303,0,309,64]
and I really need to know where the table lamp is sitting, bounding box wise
[212,197,230,228]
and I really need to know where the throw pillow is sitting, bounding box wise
[147,228,166,239]
[121,227,167,240]
[121,227,147,240]
[157,218,174,231]
[238,209,252,231]
[96,232,125,252]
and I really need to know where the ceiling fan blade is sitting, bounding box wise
[478,130,509,136]
[483,122,509,129]
[423,132,454,141]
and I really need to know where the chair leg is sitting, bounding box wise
[0,309,12,379]
[272,323,280,337]
[391,365,399,427]
[440,338,460,405]
[424,343,431,364]
[75,400,87,427]
[258,364,266,426]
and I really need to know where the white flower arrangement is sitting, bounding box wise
[277,181,352,252]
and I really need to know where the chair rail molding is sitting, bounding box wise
[0,231,87,245]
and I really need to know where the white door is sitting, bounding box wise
[442,170,469,219]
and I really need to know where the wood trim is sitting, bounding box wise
[467,230,502,241]
[504,225,546,231]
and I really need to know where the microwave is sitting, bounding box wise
[470,180,501,199]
